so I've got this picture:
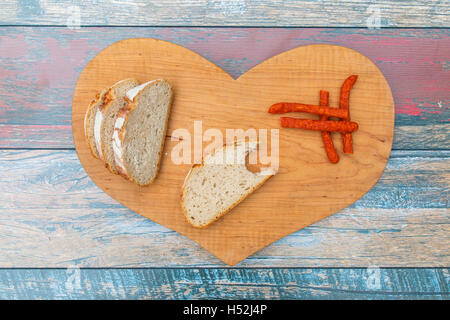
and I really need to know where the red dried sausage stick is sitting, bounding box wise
[269,102,349,119]
[319,91,339,164]
[339,75,358,153]
[280,117,358,132]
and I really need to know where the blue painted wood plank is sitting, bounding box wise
[0,27,448,149]
[0,149,448,267]
[1,0,449,27]
[0,268,448,299]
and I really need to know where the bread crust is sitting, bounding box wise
[99,79,139,174]
[113,103,133,180]
[99,86,119,173]
[180,141,274,228]
[114,79,174,186]
[84,90,106,159]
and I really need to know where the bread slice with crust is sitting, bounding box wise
[112,79,173,186]
[181,140,275,228]
[84,88,107,158]
[94,78,139,173]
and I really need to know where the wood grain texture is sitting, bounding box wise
[1,0,449,27]
[0,149,447,267]
[0,28,447,149]
[72,39,395,265]
[0,268,448,299]
[0,6,448,294]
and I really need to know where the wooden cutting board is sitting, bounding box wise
[72,39,394,265]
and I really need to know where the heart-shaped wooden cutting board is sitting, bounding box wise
[72,38,394,265]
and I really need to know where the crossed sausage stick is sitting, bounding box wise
[319,90,339,163]
[268,75,358,163]
[339,75,358,153]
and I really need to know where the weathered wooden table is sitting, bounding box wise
[0,1,448,299]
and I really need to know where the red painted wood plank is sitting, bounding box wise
[0,28,448,148]
[1,0,449,28]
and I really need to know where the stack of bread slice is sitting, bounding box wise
[84,78,173,186]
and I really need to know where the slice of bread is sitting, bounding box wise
[112,79,173,186]
[94,78,139,173]
[84,89,107,158]
[181,140,275,228]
